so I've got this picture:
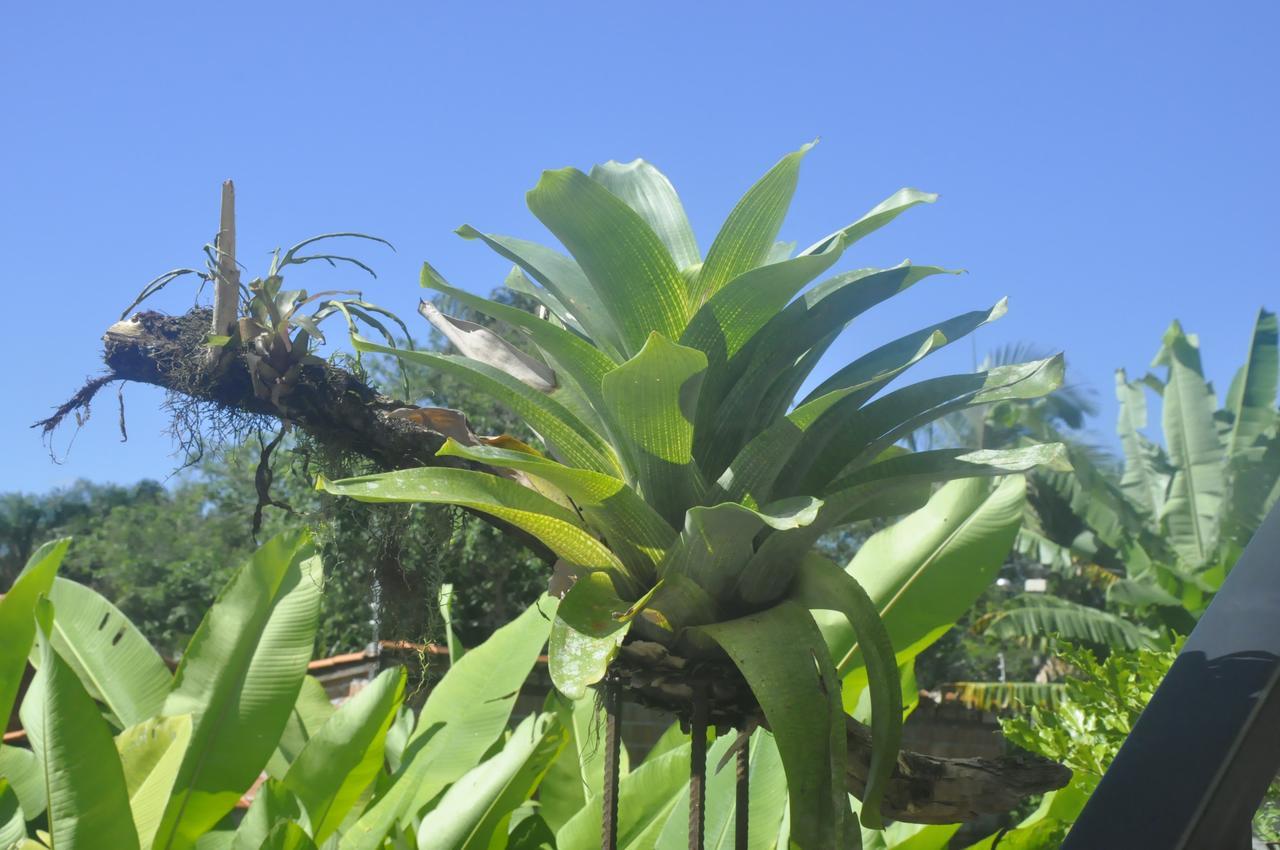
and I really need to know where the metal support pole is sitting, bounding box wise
[690,682,708,850]
[602,682,622,850]
[735,736,750,850]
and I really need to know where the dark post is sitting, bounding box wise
[602,682,622,850]
[1061,504,1280,849]
[690,682,709,850]
[736,738,751,850]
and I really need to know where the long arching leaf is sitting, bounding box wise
[528,168,689,355]
[1154,322,1226,567]
[317,467,628,578]
[0,539,68,726]
[590,159,701,272]
[154,530,322,850]
[980,594,1154,650]
[415,712,567,850]
[695,601,849,850]
[30,598,141,850]
[789,555,902,827]
[457,227,624,360]
[690,144,812,306]
[38,577,171,729]
[282,667,406,844]
[340,597,555,848]
[436,440,674,581]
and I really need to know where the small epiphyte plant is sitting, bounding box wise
[118,232,412,404]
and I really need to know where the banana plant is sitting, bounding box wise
[317,146,1067,843]
[0,536,570,850]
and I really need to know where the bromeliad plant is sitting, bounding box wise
[318,146,1068,845]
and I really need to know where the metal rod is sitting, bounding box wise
[690,682,708,850]
[602,682,622,850]
[735,735,750,850]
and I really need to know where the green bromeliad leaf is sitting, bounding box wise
[317,467,628,578]
[548,572,633,699]
[590,159,701,272]
[657,498,822,602]
[690,144,813,307]
[436,439,674,583]
[788,554,901,828]
[736,445,1067,606]
[601,333,709,526]
[528,167,689,355]
[799,187,939,257]
[695,601,849,850]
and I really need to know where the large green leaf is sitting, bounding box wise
[787,354,1064,498]
[352,336,621,476]
[696,601,849,850]
[457,226,624,360]
[788,555,901,827]
[416,712,567,850]
[1224,307,1278,460]
[340,597,555,848]
[317,467,625,576]
[556,742,693,850]
[30,598,141,850]
[37,577,171,729]
[699,265,965,474]
[266,675,334,780]
[657,499,822,602]
[681,233,850,373]
[0,539,68,727]
[0,746,43,821]
[737,446,1062,606]
[981,594,1155,650]
[436,440,674,583]
[712,332,946,507]
[528,167,689,355]
[702,730,788,850]
[260,822,318,850]
[282,667,406,845]
[547,573,632,700]
[1154,322,1226,567]
[601,333,708,526]
[822,477,1027,678]
[800,187,938,257]
[537,694,633,832]
[690,144,812,307]
[0,780,23,850]
[154,530,323,850]
[117,715,193,850]
[1114,369,1169,518]
[590,159,701,272]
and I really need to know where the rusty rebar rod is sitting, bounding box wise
[690,682,708,850]
[602,682,622,850]
[736,738,750,850]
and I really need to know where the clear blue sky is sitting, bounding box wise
[3,1,1276,491]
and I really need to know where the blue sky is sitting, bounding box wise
[3,1,1276,491]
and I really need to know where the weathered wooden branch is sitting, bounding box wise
[36,307,555,561]
[844,715,1071,824]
